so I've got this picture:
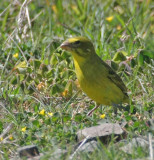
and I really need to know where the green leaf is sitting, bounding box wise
[41,64,48,73]
[116,14,125,27]
[33,60,41,70]
[125,115,132,121]
[27,67,33,73]
[12,86,20,95]
[112,51,127,62]
[19,74,25,81]
[130,105,134,113]
[52,112,61,122]
[133,121,140,128]
[51,83,64,95]
[74,113,83,122]
[63,114,71,122]
[137,52,144,66]
[11,77,17,85]
[34,105,39,112]
[141,50,154,59]
[46,70,53,78]
[0,121,3,133]
[32,120,40,127]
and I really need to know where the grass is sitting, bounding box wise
[0,0,153,159]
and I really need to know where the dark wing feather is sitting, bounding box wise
[101,59,128,96]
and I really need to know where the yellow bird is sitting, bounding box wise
[60,37,129,115]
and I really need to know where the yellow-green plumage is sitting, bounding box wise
[60,37,129,107]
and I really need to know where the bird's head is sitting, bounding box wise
[60,37,95,60]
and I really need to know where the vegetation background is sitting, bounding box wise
[0,0,153,159]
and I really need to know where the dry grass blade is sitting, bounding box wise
[0,123,14,141]
[149,133,153,160]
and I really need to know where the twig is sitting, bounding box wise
[69,136,90,159]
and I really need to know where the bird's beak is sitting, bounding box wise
[60,41,70,51]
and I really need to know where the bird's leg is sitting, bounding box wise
[112,103,125,114]
[87,104,100,116]
[113,105,118,114]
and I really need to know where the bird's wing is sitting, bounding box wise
[101,60,128,95]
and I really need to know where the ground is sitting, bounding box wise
[0,0,153,159]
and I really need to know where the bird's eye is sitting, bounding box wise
[74,40,80,45]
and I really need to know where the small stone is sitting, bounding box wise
[69,140,102,159]
[51,148,67,159]
[134,158,151,160]
[77,140,101,153]
[119,137,149,154]
[77,123,125,143]
[17,145,39,158]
